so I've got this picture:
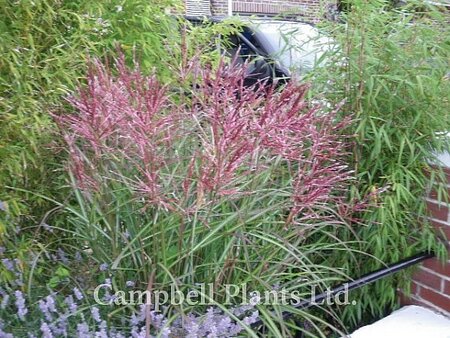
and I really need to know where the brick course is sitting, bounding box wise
[402,166,450,317]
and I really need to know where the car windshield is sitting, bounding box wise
[250,21,333,76]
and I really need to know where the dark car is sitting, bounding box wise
[187,17,334,86]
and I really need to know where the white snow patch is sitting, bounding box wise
[350,305,450,338]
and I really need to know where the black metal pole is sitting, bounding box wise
[251,251,434,328]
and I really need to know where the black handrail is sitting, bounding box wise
[251,251,434,328]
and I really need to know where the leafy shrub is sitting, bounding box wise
[309,0,450,327]
[0,0,184,227]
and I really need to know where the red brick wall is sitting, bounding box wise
[401,166,450,316]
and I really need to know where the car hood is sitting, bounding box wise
[248,20,335,77]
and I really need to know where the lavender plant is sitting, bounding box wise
[0,245,266,337]
[0,284,262,337]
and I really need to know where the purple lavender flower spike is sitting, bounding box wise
[54,314,68,337]
[65,295,77,314]
[216,316,233,334]
[95,320,108,338]
[242,310,259,326]
[73,287,84,301]
[45,294,57,313]
[160,326,171,338]
[91,306,101,323]
[40,321,54,338]
[2,258,15,272]
[130,314,140,327]
[130,325,140,337]
[150,311,165,329]
[38,299,52,321]
[184,314,200,338]
[77,322,91,338]
[14,290,27,320]
[0,328,13,338]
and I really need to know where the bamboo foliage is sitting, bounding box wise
[310,0,450,327]
[0,0,182,225]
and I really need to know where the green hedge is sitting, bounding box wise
[0,0,181,227]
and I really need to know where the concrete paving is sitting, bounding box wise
[350,305,450,338]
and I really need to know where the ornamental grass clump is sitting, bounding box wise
[58,55,352,214]
[51,54,369,336]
